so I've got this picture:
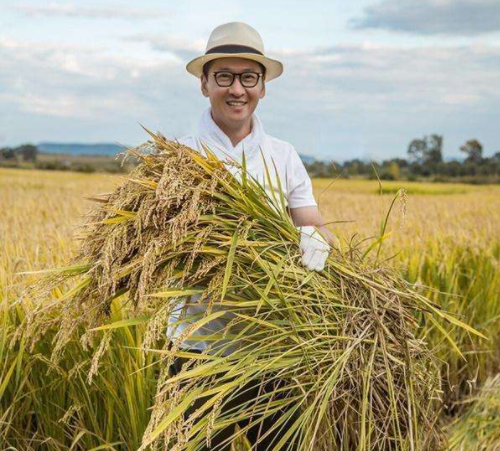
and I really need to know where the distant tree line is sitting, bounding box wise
[0,144,38,162]
[2,137,500,182]
[304,135,500,184]
[0,144,130,173]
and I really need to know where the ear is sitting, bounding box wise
[259,81,266,99]
[201,75,209,98]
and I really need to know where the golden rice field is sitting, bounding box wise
[1,167,499,450]
[2,168,499,275]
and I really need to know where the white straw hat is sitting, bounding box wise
[186,22,283,82]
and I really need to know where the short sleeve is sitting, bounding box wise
[286,147,317,208]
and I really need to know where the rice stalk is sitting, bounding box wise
[13,130,482,451]
[445,373,500,450]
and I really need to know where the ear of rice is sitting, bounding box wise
[19,129,483,451]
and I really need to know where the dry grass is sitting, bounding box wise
[446,373,500,450]
[1,162,499,451]
[7,136,461,451]
[312,178,500,252]
[2,169,499,277]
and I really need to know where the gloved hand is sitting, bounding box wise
[298,226,331,272]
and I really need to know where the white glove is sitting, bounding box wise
[298,226,331,272]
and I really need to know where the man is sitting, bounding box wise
[181,21,336,260]
[167,21,337,450]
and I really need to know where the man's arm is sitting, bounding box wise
[288,206,338,248]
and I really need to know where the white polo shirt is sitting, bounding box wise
[176,106,317,209]
[166,106,317,355]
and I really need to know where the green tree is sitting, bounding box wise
[407,134,443,165]
[427,134,443,164]
[407,138,428,164]
[17,144,38,162]
[460,139,483,163]
[387,161,400,180]
[0,147,17,160]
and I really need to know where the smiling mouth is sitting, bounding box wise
[226,101,247,107]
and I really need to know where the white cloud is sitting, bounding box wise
[0,37,188,119]
[351,0,500,36]
[260,42,500,159]
[1,35,499,159]
[13,2,172,20]
[125,34,205,62]
[274,42,500,109]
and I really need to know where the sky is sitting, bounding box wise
[1,0,500,162]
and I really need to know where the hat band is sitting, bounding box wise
[206,44,264,56]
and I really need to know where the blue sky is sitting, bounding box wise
[1,0,500,161]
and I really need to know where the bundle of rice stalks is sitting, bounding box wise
[446,374,500,451]
[17,130,481,451]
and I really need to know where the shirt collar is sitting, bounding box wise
[197,106,265,160]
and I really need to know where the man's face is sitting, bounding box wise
[201,57,265,128]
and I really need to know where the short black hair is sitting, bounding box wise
[202,59,266,81]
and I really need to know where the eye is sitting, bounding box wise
[217,72,232,80]
[242,73,258,82]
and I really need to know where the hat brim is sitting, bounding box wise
[186,53,283,82]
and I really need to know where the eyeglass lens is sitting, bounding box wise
[215,72,260,88]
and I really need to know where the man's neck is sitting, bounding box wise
[211,110,252,148]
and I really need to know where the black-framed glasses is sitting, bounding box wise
[211,71,263,88]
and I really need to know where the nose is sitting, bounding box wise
[228,75,246,95]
